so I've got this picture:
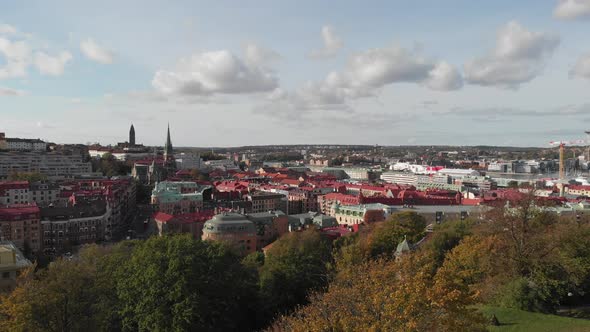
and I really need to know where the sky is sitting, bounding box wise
[2,0,590,147]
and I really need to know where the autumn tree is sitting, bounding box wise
[270,252,487,332]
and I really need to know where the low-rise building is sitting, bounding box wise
[0,241,32,291]
[202,213,258,254]
[329,203,394,226]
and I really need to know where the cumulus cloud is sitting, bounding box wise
[80,38,114,64]
[34,51,73,76]
[152,46,279,96]
[244,43,281,68]
[570,53,590,79]
[554,0,590,20]
[0,37,31,79]
[0,86,26,96]
[464,21,559,88]
[265,45,462,113]
[425,61,463,91]
[0,24,17,35]
[310,25,343,58]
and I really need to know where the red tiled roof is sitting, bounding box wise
[153,212,174,223]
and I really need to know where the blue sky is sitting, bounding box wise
[2,0,590,147]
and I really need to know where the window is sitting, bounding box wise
[2,272,9,279]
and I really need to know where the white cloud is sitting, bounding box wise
[0,37,31,79]
[570,53,590,79]
[310,25,343,59]
[425,61,463,91]
[34,51,72,76]
[244,43,281,68]
[464,21,559,88]
[554,0,590,20]
[80,38,114,64]
[0,86,26,96]
[152,47,279,96]
[265,44,461,113]
[0,24,17,35]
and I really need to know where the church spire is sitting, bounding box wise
[164,123,173,157]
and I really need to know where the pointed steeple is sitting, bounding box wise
[164,123,173,157]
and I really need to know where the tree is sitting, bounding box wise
[270,252,487,331]
[117,235,257,332]
[8,171,47,182]
[0,259,99,332]
[367,211,426,258]
[258,229,332,325]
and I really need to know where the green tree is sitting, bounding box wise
[367,211,427,258]
[258,229,332,324]
[8,171,47,182]
[117,235,257,332]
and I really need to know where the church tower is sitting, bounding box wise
[129,124,136,146]
[163,123,175,173]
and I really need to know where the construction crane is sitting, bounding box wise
[549,140,585,180]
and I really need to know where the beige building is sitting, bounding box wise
[0,241,32,291]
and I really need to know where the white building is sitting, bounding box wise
[0,152,93,179]
[1,137,47,152]
[176,153,202,170]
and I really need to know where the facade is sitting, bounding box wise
[154,211,212,239]
[0,181,30,206]
[151,181,204,215]
[202,213,258,254]
[40,198,109,253]
[29,182,60,206]
[0,241,32,291]
[329,203,394,225]
[380,172,418,185]
[246,192,287,213]
[176,152,202,170]
[0,152,92,179]
[0,133,46,152]
[0,205,42,253]
[245,211,289,250]
[287,212,338,229]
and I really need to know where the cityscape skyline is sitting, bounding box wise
[2,0,590,147]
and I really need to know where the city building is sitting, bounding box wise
[287,212,338,230]
[154,211,214,239]
[29,182,60,207]
[0,204,42,253]
[245,211,289,249]
[0,241,32,291]
[40,197,109,253]
[0,152,93,180]
[329,203,394,226]
[0,133,47,152]
[151,181,204,215]
[0,181,30,206]
[202,213,258,254]
[176,152,202,170]
[246,191,287,213]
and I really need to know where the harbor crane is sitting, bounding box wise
[549,140,585,180]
